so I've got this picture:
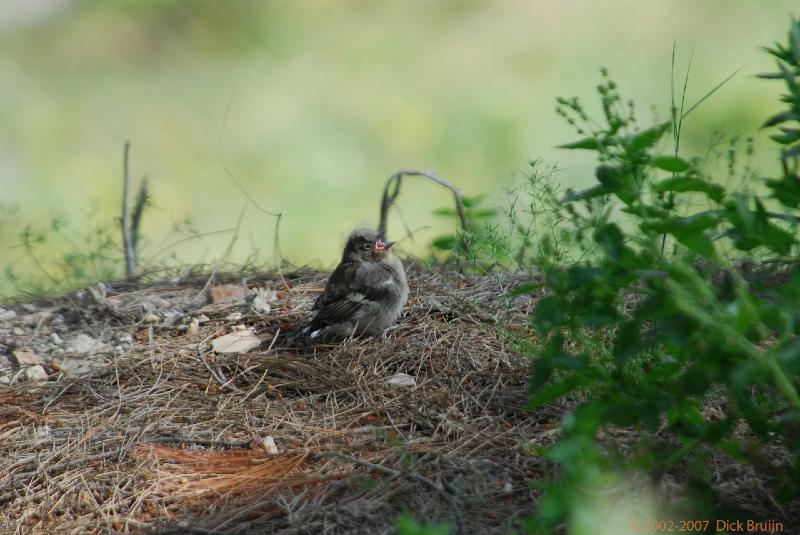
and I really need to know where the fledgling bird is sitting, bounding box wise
[302,228,408,339]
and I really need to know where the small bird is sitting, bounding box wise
[302,228,408,339]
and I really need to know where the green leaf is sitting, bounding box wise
[613,320,645,361]
[653,176,725,203]
[791,19,800,63]
[396,513,451,535]
[595,165,639,205]
[756,200,794,255]
[756,72,786,80]
[561,185,609,203]
[767,175,800,208]
[624,121,670,156]
[784,143,800,158]
[533,295,565,333]
[719,439,747,463]
[675,232,716,257]
[641,213,719,257]
[507,281,538,298]
[470,209,498,219]
[779,61,799,94]
[431,208,456,217]
[527,374,584,409]
[594,223,628,261]
[651,155,691,172]
[642,212,719,235]
[762,110,800,128]
[557,137,604,151]
[431,235,456,250]
[461,194,486,208]
[770,131,800,145]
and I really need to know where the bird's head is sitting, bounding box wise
[342,228,396,262]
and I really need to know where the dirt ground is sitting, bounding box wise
[0,267,551,534]
[1,267,797,534]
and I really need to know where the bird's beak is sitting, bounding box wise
[374,239,395,251]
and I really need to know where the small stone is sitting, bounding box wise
[250,295,271,315]
[161,310,183,326]
[225,312,243,322]
[12,350,44,366]
[68,334,112,355]
[49,333,63,345]
[187,317,200,335]
[196,314,210,325]
[57,357,102,376]
[0,375,10,385]
[153,298,171,309]
[27,312,51,326]
[259,436,279,454]
[12,327,24,336]
[24,365,48,382]
[386,372,416,387]
[208,284,248,305]
[0,310,17,322]
[248,288,276,315]
[117,334,133,345]
[211,330,261,354]
[21,304,37,313]
[87,282,108,302]
[143,312,160,323]
[0,355,12,370]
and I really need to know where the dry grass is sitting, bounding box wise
[3,267,793,534]
[0,268,547,534]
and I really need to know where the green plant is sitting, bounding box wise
[429,162,569,273]
[0,204,215,299]
[760,16,800,209]
[4,211,123,297]
[396,513,451,535]
[522,21,800,532]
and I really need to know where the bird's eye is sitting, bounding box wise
[362,243,372,251]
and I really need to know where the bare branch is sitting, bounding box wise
[120,141,136,279]
[217,92,284,266]
[378,169,469,253]
[131,176,149,255]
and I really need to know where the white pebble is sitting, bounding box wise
[24,365,48,382]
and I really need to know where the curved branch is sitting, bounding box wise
[378,169,469,253]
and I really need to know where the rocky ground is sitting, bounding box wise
[0,278,278,388]
[1,267,797,534]
[0,268,545,534]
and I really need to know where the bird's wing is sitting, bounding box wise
[312,262,395,327]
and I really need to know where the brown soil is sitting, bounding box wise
[0,268,548,534]
[0,267,796,534]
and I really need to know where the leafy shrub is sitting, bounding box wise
[522,18,800,531]
[429,162,570,273]
[396,513,451,535]
[4,212,123,297]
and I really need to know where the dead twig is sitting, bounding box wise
[120,141,136,279]
[314,450,442,493]
[131,176,150,254]
[378,169,469,253]
[314,450,464,531]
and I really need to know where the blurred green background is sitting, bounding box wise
[0,0,796,289]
